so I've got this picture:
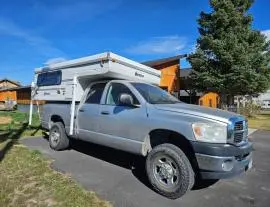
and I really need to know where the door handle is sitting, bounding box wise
[101,111,110,115]
[79,108,85,112]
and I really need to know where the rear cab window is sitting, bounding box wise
[85,82,107,104]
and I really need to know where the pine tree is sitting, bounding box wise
[188,0,270,105]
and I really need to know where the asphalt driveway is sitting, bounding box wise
[22,130,270,207]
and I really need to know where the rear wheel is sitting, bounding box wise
[146,143,194,199]
[49,122,69,150]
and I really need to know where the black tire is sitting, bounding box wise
[49,122,69,151]
[146,143,194,199]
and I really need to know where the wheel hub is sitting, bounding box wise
[160,163,173,179]
[153,155,180,187]
[51,131,60,144]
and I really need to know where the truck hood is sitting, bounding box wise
[154,103,240,123]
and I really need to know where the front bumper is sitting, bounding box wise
[192,141,253,179]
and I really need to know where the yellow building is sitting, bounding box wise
[143,55,185,98]
[0,79,20,102]
[143,57,220,108]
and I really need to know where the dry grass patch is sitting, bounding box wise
[248,114,270,131]
[0,111,42,138]
[0,111,111,206]
[0,116,12,125]
[0,144,111,207]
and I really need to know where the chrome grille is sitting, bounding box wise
[233,120,247,144]
[228,117,248,145]
[234,121,244,131]
[234,132,244,143]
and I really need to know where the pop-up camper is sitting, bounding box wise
[30,52,161,134]
[33,52,161,101]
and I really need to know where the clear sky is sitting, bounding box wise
[0,0,269,85]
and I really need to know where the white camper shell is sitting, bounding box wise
[30,52,161,134]
[32,52,161,102]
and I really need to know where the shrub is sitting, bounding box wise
[239,102,261,118]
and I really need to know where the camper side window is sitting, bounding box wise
[37,71,62,86]
[85,83,107,104]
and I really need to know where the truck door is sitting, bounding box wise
[77,82,107,140]
[98,82,148,143]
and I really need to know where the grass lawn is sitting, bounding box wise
[0,144,111,207]
[0,111,42,138]
[248,112,270,131]
[0,111,111,207]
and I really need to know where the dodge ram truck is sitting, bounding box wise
[41,79,252,199]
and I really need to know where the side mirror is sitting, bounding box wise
[119,93,134,106]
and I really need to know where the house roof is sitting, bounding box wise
[0,78,21,87]
[0,85,30,92]
[142,54,187,67]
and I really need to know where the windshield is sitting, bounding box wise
[132,83,180,104]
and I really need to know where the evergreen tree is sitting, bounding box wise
[188,0,270,105]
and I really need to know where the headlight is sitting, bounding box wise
[192,122,227,143]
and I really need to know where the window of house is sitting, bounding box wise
[85,83,107,104]
[106,83,139,105]
[209,99,213,107]
[37,71,62,86]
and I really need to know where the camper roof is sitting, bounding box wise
[32,52,161,103]
[35,52,160,77]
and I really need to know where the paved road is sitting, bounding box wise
[22,131,270,207]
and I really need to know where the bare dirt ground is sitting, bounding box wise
[0,116,12,125]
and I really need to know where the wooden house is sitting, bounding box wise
[0,79,20,102]
[0,85,44,105]
[143,57,220,108]
[0,78,21,89]
[179,68,220,108]
[143,55,186,98]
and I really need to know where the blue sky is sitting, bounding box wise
[0,0,269,85]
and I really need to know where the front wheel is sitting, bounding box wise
[146,144,194,199]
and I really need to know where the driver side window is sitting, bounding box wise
[106,83,139,105]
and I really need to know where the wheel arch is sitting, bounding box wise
[49,114,65,129]
[142,128,198,171]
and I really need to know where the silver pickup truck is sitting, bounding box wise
[41,79,252,199]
